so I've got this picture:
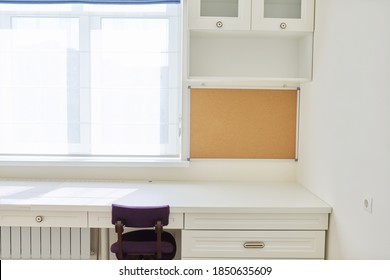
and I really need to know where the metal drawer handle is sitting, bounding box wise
[216,21,223,28]
[280,22,287,29]
[243,242,265,249]
[35,216,43,223]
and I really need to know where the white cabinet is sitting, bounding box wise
[252,0,315,32]
[186,0,315,87]
[189,0,314,32]
[182,212,328,259]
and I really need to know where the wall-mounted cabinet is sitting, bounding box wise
[185,0,315,87]
[188,0,251,30]
[252,0,315,32]
[189,0,314,32]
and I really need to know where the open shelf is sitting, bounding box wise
[187,30,313,86]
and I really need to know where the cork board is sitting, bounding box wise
[190,88,297,159]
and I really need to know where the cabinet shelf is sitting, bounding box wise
[186,76,308,89]
[187,31,313,84]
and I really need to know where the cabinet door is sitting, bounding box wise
[188,0,251,30]
[252,0,315,32]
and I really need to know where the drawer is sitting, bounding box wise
[185,213,328,230]
[0,210,87,228]
[182,230,325,259]
[88,211,184,229]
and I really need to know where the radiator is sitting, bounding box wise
[0,227,90,260]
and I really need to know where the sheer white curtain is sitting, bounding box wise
[0,3,181,158]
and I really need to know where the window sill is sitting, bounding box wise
[0,156,190,167]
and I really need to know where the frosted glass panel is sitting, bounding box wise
[201,0,239,17]
[264,0,302,19]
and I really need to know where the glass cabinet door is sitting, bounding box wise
[188,0,251,30]
[263,0,302,19]
[252,0,315,32]
[201,0,239,17]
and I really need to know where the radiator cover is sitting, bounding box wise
[0,227,90,259]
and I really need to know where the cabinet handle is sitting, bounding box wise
[243,242,265,249]
[216,21,223,28]
[35,216,43,223]
[280,22,287,29]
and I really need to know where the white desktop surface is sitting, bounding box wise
[0,180,331,214]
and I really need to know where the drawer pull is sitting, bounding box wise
[243,242,265,249]
[35,216,43,223]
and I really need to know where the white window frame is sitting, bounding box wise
[0,3,187,167]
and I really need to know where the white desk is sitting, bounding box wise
[0,180,331,259]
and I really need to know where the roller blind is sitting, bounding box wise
[0,3,182,160]
[0,0,180,4]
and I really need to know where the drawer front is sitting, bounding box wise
[0,210,87,228]
[89,211,184,229]
[182,230,325,259]
[185,213,328,230]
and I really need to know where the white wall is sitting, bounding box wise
[297,0,390,259]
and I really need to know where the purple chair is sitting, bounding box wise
[110,204,176,260]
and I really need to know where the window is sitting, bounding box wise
[0,2,182,163]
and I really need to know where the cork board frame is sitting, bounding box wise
[190,88,298,159]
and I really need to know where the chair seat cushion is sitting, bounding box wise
[111,229,176,259]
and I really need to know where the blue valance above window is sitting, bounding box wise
[0,0,180,4]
